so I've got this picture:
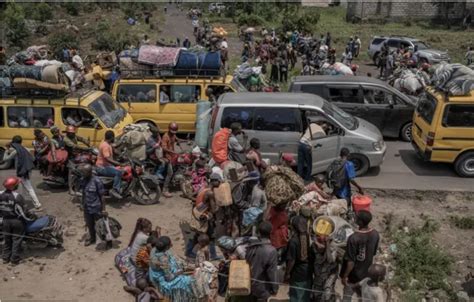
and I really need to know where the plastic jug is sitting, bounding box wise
[214,182,233,207]
[195,100,212,149]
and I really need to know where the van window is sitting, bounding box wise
[117,84,156,103]
[7,107,54,128]
[160,85,200,103]
[62,108,95,128]
[221,107,254,129]
[443,105,474,128]
[363,87,393,105]
[254,108,299,132]
[89,93,126,128]
[300,84,324,95]
[371,38,386,45]
[387,39,400,48]
[208,85,232,100]
[416,93,437,125]
[328,87,361,103]
[0,107,4,127]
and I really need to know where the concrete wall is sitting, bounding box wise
[346,0,471,22]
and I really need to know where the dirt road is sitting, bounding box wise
[1,170,472,301]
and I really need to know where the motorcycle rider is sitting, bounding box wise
[0,177,30,265]
[145,126,172,198]
[32,129,50,176]
[161,122,188,198]
[45,126,68,180]
[0,136,42,210]
[96,130,124,199]
[63,125,90,160]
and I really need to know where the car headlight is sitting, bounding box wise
[373,140,384,151]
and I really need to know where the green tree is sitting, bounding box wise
[4,3,30,48]
[63,2,79,16]
[48,31,79,59]
[32,2,53,22]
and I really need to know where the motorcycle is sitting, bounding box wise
[145,149,202,200]
[68,155,161,205]
[0,214,64,248]
[43,148,96,189]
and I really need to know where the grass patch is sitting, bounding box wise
[389,218,455,301]
[449,215,474,230]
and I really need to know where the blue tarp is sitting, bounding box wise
[174,51,221,76]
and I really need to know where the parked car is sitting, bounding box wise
[367,36,450,66]
[210,92,386,176]
[289,76,417,141]
[412,87,474,177]
[208,3,226,13]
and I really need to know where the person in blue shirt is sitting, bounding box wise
[334,148,364,209]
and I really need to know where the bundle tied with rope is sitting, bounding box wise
[262,166,305,206]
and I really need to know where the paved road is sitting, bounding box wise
[359,140,474,192]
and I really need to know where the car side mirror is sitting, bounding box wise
[92,118,101,129]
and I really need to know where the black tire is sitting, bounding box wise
[0,148,13,170]
[134,177,161,205]
[400,122,413,142]
[349,153,370,176]
[454,152,474,178]
[68,169,82,197]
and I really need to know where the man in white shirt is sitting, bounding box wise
[297,118,327,181]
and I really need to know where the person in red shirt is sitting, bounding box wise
[264,203,289,251]
[160,122,187,198]
[96,130,124,199]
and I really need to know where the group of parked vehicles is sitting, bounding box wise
[1,68,473,181]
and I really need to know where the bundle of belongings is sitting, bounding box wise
[115,124,152,162]
[431,62,474,96]
[0,62,70,93]
[319,62,354,76]
[263,166,305,206]
[96,216,122,241]
[391,67,428,96]
[233,63,267,90]
[118,45,222,77]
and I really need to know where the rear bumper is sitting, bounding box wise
[412,141,432,161]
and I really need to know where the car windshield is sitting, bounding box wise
[413,41,429,50]
[416,92,437,125]
[230,78,248,92]
[322,101,358,130]
[88,93,126,128]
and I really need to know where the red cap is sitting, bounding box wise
[3,176,21,190]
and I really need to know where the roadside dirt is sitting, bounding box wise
[1,171,472,301]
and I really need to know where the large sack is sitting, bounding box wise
[138,45,180,67]
[8,65,43,80]
[117,124,151,161]
[263,166,305,205]
[432,62,474,96]
[41,64,61,84]
[211,128,231,165]
[119,57,152,77]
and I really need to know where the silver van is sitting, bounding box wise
[210,92,386,175]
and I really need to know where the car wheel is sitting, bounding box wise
[349,154,370,176]
[0,148,13,170]
[454,152,474,178]
[400,122,413,142]
[373,52,380,66]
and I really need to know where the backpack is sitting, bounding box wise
[212,128,231,165]
[326,159,347,190]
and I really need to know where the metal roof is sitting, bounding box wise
[219,92,325,108]
[293,75,387,85]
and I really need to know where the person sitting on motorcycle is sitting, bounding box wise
[32,129,50,175]
[0,176,31,265]
[63,126,90,160]
[161,122,188,198]
[96,130,124,200]
[45,126,67,178]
